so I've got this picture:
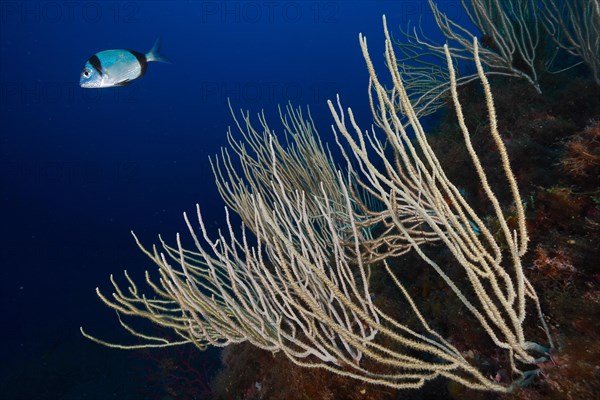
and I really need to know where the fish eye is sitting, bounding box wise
[82,68,91,78]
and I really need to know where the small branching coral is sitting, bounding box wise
[562,120,600,179]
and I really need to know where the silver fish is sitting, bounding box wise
[80,38,169,88]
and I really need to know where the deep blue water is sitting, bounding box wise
[0,1,470,398]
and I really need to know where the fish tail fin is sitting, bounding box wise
[146,37,171,64]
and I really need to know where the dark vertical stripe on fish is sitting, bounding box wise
[89,55,103,76]
[128,50,148,76]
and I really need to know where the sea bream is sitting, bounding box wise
[79,38,169,88]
